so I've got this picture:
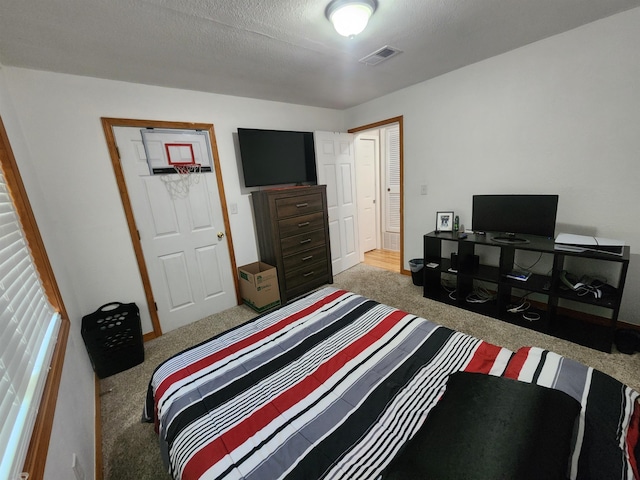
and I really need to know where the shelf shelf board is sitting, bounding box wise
[501,273,551,294]
[460,298,496,317]
[499,307,548,333]
[423,286,457,306]
[458,264,499,283]
[550,315,613,353]
[555,289,618,309]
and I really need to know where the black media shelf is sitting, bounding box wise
[423,231,630,353]
[499,306,549,334]
[550,315,613,353]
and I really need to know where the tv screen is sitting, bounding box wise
[237,128,317,187]
[472,194,559,238]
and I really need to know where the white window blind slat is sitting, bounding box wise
[0,321,16,358]
[0,219,20,240]
[0,203,14,215]
[0,169,60,480]
[1,336,21,395]
[0,240,27,281]
[15,277,42,329]
[0,383,19,450]
[6,275,40,323]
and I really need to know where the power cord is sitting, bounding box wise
[441,278,457,301]
[507,292,540,322]
[465,286,496,304]
[514,252,543,272]
[507,299,530,313]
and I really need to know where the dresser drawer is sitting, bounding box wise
[278,212,325,238]
[280,229,326,257]
[285,260,329,291]
[283,245,327,271]
[275,193,323,218]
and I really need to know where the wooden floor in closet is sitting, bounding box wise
[363,249,401,273]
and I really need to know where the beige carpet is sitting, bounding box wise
[100,263,640,480]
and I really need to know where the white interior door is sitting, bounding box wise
[314,131,359,275]
[114,127,236,333]
[355,133,379,254]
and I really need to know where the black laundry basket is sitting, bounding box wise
[81,302,144,379]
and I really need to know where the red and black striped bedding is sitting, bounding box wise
[144,287,639,480]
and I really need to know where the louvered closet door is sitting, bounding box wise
[384,125,400,249]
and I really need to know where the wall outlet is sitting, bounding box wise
[72,453,85,480]
[420,184,428,195]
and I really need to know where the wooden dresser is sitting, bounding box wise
[251,185,333,304]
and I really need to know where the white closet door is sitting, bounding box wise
[114,127,236,333]
[314,131,359,275]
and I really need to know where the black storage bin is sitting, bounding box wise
[409,258,424,286]
[81,302,144,379]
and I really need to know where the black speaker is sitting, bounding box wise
[451,253,458,270]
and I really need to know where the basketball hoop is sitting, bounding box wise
[159,164,202,199]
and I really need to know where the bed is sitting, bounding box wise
[144,287,639,480]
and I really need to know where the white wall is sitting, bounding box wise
[2,69,345,335]
[346,7,640,325]
[0,68,96,480]
[2,7,639,478]
[0,69,345,479]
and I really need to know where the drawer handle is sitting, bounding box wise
[303,271,315,277]
[296,203,308,208]
[302,255,313,261]
[300,238,312,244]
[298,221,310,228]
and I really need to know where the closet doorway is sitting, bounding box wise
[349,116,404,275]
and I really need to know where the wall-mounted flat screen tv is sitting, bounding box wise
[237,128,317,187]
[472,194,559,239]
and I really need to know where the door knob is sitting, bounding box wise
[217,232,225,239]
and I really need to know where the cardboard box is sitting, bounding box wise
[238,262,281,313]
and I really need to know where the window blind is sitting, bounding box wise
[0,172,60,480]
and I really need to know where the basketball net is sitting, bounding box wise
[159,164,202,199]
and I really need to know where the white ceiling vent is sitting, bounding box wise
[359,45,402,66]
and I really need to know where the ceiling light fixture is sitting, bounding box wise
[326,0,376,38]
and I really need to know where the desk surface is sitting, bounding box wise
[425,231,630,262]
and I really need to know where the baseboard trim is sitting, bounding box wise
[618,320,640,332]
[143,331,157,342]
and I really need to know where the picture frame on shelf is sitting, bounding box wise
[436,211,454,232]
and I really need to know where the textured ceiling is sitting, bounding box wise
[1,0,639,109]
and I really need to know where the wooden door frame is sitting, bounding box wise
[348,116,406,275]
[101,118,240,340]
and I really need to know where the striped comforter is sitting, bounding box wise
[144,287,639,480]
